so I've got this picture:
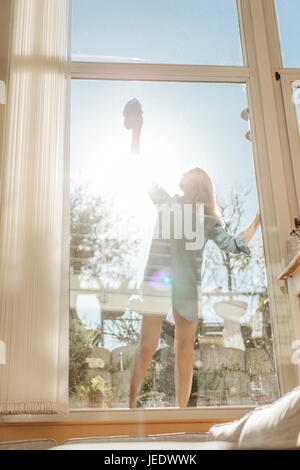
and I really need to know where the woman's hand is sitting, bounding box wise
[244,209,261,244]
[123,99,143,154]
[254,210,261,228]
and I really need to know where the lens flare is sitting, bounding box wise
[150,268,173,291]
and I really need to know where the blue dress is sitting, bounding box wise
[147,184,251,322]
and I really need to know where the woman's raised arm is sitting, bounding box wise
[244,210,261,244]
[123,98,143,155]
[208,210,261,256]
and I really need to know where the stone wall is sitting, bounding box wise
[84,345,136,408]
[82,340,279,408]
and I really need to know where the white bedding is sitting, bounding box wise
[50,441,238,451]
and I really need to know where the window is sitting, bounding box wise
[281,76,300,210]
[72,0,243,65]
[67,0,298,412]
[69,78,281,409]
[275,0,300,237]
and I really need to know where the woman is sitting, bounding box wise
[125,101,261,408]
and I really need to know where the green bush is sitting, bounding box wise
[69,318,93,394]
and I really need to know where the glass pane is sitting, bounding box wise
[69,80,280,409]
[294,86,300,129]
[275,0,300,67]
[72,0,243,65]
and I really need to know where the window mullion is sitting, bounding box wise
[262,0,283,70]
[69,62,251,83]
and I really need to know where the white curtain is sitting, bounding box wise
[0,0,69,414]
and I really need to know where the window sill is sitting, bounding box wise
[0,405,255,423]
[0,406,255,445]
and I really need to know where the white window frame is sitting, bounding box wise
[262,0,300,216]
[262,0,300,386]
[30,0,300,423]
[281,74,300,211]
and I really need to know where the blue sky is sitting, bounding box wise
[275,0,300,67]
[72,0,242,65]
[70,1,300,336]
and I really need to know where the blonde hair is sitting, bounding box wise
[184,168,223,223]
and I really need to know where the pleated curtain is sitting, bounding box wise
[0,0,69,414]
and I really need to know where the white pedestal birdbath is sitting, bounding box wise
[213,300,248,351]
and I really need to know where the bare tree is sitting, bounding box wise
[201,187,266,296]
[70,185,139,290]
[103,311,142,346]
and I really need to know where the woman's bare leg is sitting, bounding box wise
[173,309,198,407]
[129,314,164,408]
